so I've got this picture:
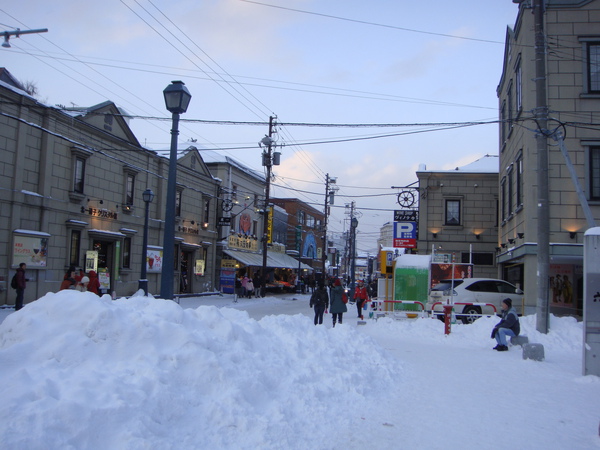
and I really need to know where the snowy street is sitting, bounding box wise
[0,291,598,449]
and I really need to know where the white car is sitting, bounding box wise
[427,278,524,324]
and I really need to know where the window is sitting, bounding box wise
[588,42,600,93]
[74,157,86,193]
[591,147,600,200]
[298,210,305,225]
[461,252,494,266]
[175,190,182,217]
[507,164,514,217]
[516,152,523,208]
[306,215,315,228]
[515,57,522,112]
[123,237,131,269]
[444,200,461,225]
[204,198,210,224]
[69,230,81,267]
[507,82,513,133]
[232,184,238,201]
[125,173,135,205]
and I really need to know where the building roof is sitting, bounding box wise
[417,154,499,174]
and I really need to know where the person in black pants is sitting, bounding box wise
[14,263,27,311]
[309,283,329,325]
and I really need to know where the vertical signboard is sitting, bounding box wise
[583,228,600,376]
[267,206,273,244]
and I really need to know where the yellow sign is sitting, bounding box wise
[221,259,238,269]
[267,206,273,244]
[227,234,259,252]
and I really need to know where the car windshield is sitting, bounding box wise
[431,280,465,291]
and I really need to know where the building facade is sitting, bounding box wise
[270,198,325,273]
[0,73,220,306]
[416,155,500,280]
[497,0,600,315]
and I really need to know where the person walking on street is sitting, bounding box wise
[329,278,347,327]
[309,283,329,325]
[354,279,370,320]
[491,298,520,351]
[14,263,27,311]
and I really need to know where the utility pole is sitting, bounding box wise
[322,174,337,281]
[259,116,278,297]
[348,201,358,291]
[534,0,550,334]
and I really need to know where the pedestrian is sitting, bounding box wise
[253,273,262,298]
[234,276,243,303]
[329,278,347,327]
[87,270,101,295]
[60,267,77,291]
[241,275,250,298]
[246,278,255,298]
[76,276,90,292]
[309,283,329,325]
[354,279,370,320]
[14,262,27,310]
[491,298,520,351]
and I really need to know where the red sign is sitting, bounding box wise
[393,238,416,248]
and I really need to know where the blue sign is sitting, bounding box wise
[394,222,417,239]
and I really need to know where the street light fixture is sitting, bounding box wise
[160,80,191,300]
[138,188,154,295]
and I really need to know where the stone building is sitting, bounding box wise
[416,155,500,280]
[497,0,600,315]
[0,72,220,306]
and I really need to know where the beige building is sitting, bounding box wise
[0,71,220,306]
[497,0,600,315]
[416,155,500,280]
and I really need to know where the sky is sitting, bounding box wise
[0,1,519,252]
[0,290,598,449]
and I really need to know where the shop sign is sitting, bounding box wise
[12,234,49,267]
[228,234,259,252]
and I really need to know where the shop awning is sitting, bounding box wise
[223,249,313,271]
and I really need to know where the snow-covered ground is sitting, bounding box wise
[0,290,598,449]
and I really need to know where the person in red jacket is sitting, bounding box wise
[353,279,370,320]
[87,270,101,295]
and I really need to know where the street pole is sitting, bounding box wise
[533,0,550,333]
[260,116,275,297]
[138,189,154,295]
[160,81,191,301]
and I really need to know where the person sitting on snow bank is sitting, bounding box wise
[491,298,520,352]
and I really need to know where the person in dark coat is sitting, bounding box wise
[14,263,27,311]
[329,278,347,327]
[309,283,329,325]
[491,298,520,351]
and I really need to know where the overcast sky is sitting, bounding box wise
[1,1,519,252]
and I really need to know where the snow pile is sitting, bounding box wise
[0,291,401,449]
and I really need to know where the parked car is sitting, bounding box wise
[426,278,524,324]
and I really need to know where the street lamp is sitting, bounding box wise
[138,189,154,295]
[160,80,191,300]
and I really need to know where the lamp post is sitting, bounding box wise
[160,80,191,300]
[138,189,154,295]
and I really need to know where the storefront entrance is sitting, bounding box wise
[92,239,115,294]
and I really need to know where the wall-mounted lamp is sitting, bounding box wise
[517,233,524,239]
[475,233,480,240]
[569,231,577,239]
[495,247,501,252]
[202,222,209,229]
[501,243,507,248]
[508,238,515,244]
[432,232,437,238]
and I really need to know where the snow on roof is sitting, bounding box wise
[418,154,499,174]
[394,254,431,268]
